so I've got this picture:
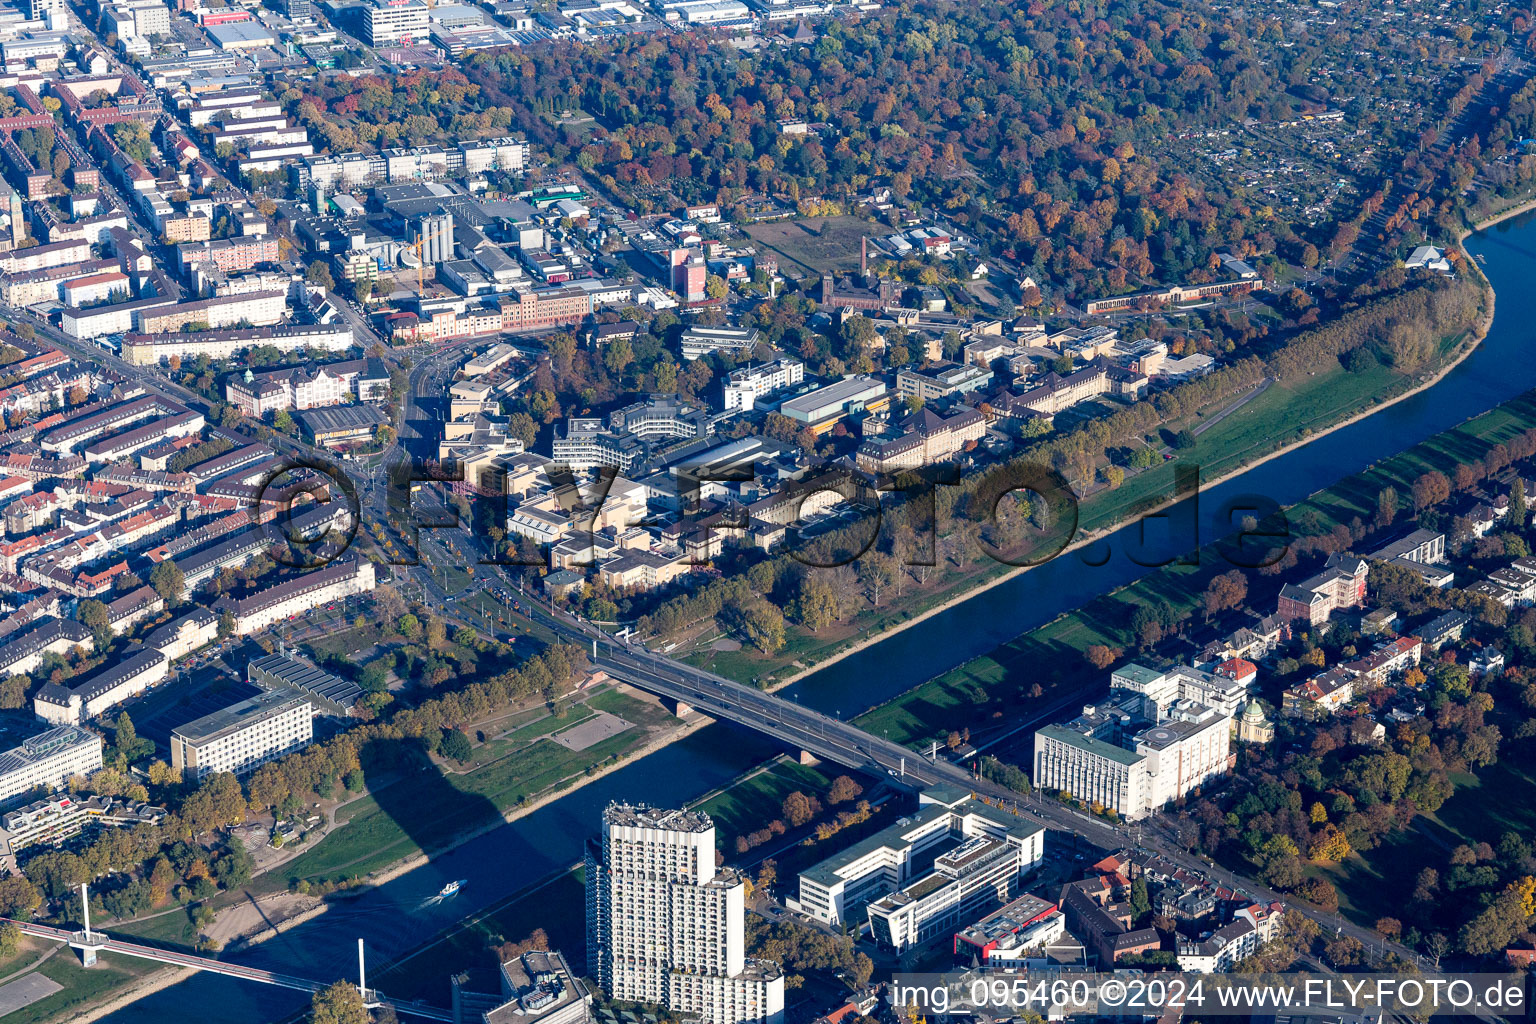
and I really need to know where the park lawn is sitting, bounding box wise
[853,561,1205,748]
[853,388,1536,752]
[116,907,203,947]
[744,216,889,276]
[0,937,51,981]
[695,760,832,848]
[3,947,157,1024]
[1083,357,1415,531]
[582,687,681,730]
[302,622,393,661]
[1321,742,1536,924]
[465,708,595,767]
[278,727,659,886]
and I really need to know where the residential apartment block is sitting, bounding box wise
[585,804,784,1024]
[34,643,170,725]
[210,557,376,636]
[0,725,103,805]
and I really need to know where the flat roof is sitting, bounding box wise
[1036,724,1143,766]
[172,689,310,746]
[779,375,885,417]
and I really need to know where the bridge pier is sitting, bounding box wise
[661,696,693,717]
[68,935,106,967]
[798,750,820,766]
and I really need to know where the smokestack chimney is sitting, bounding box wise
[861,236,867,280]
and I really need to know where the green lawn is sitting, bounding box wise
[1,947,158,1024]
[854,388,1536,750]
[1084,358,1418,531]
[277,722,664,886]
[116,907,202,947]
[694,760,832,847]
[1322,742,1536,922]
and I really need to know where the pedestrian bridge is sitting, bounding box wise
[6,918,452,1021]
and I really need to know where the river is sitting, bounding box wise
[100,214,1536,1023]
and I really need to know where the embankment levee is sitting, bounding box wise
[53,705,713,1024]
[48,202,1525,1024]
[765,247,1501,694]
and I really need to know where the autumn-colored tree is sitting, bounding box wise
[1084,645,1121,670]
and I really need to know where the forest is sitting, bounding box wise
[269,0,1506,301]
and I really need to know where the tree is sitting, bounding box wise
[1129,876,1151,922]
[1203,570,1249,617]
[1084,645,1120,670]
[273,410,296,434]
[150,562,185,604]
[440,728,472,762]
[1513,477,1528,528]
[309,981,370,1024]
[0,877,39,919]
[1412,471,1451,512]
[0,922,17,957]
[114,712,151,763]
[828,776,862,804]
[705,274,728,301]
[856,552,895,606]
[78,598,110,645]
[782,791,815,827]
[787,574,839,629]
[305,262,335,291]
[112,122,152,163]
[1376,486,1398,528]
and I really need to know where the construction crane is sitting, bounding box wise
[409,218,455,292]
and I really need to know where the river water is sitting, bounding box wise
[101,215,1536,1022]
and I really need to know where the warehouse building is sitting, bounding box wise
[246,652,362,716]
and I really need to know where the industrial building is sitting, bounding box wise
[246,652,363,716]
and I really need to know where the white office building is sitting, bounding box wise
[679,326,760,361]
[363,0,429,44]
[585,804,784,1024]
[1033,695,1231,820]
[790,786,1043,948]
[170,690,313,781]
[723,359,804,411]
[0,726,103,805]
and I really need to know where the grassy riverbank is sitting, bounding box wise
[854,388,1536,750]
[683,317,1481,691]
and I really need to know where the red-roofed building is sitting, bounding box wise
[1214,658,1257,690]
